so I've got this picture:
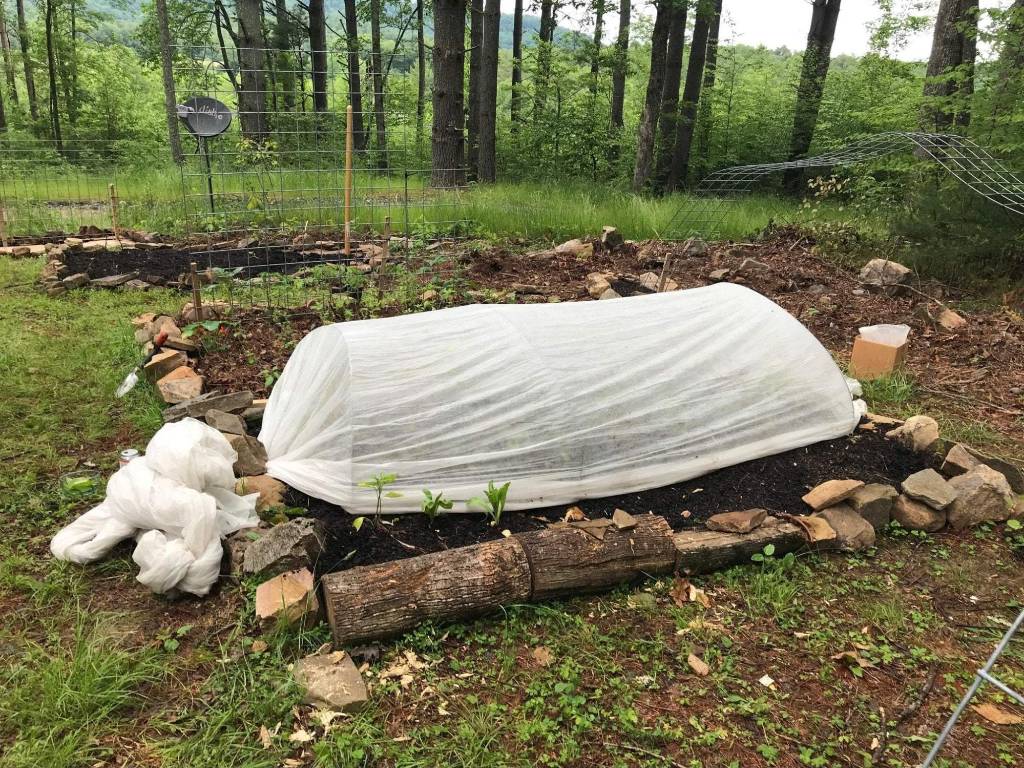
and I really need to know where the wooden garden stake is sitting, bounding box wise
[190,261,203,320]
[383,215,391,261]
[0,205,8,248]
[108,183,121,240]
[344,105,353,258]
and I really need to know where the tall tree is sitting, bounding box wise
[0,62,5,129]
[694,0,721,179]
[431,0,466,186]
[784,0,841,191]
[15,0,37,120]
[631,0,670,191]
[237,0,268,142]
[534,0,555,117]
[921,0,978,130]
[510,0,523,127]
[589,0,605,93]
[342,0,366,149]
[477,0,499,181]
[467,0,482,176]
[609,0,630,129]
[653,0,687,185]
[274,0,294,111]
[0,0,18,107]
[310,0,329,113]
[416,0,426,151]
[666,0,714,190]
[43,0,61,151]
[154,0,183,163]
[369,0,387,164]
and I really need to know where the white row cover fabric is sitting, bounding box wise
[51,419,259,595]
[261,284,865,514]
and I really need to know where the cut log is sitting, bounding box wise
[673,516,805,575]
[322,537,531,647]
[517,514,677,600]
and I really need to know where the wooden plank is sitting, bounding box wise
[673,517,805,575]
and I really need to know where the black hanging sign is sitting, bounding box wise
[176,96,232,138]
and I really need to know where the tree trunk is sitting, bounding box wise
[324,538,533,647]
[694,0,722,180]
[369,0,387,166]
[155,0,183,164]
[784,0,841,191]
[236,0,268,143]
[609,0,630,129]
[416,0,426,151]
[309,0,327,112]
[343,0,366,150]
[511,0,523,127]
[0,0,18,106]
[467,0,482,177]
[15,0,36,121]
[477,0,500,182]
[631,0,670,192]
[665,0,713,192]
[43,0,61,152]
[533,0,554,118]
[953,0,978,128]
[653,0,688,187]
[589,0,605,94]
[214,0,241,95]
[673,517,805,575]
[273,0,294,111]
[517,516,676,600]
[431,0,467,187]
[998,0,1024,75]
[0,67,5,129]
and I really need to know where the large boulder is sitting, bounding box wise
[901,469,956,510]
[847,483,897,531]
[946,465,1015,530]
[814,504,876,552]
[858,258,912,294]
[886,415,940,453]
[893,494,946,532]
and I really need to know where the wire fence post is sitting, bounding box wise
[0,204,8,247]
[108,183,121,239]
[190,261,203,320]
[344,104,353,258]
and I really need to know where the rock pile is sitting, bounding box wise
[34,233,171,297]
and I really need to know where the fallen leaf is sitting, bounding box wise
[832,651,876,670]
[687,654,710,676]
[258,725,273,749]
[689,583,712,608]
[759,674,776,689]
[669,578,691,607]
[289,728,314,744]
[312,709,344,729]
[973,703,1024,725]
[251,639,268,654]
[532,646,554,667]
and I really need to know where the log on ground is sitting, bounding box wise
[673,516,805,575]
[322,537,532,647]
[517,514,677,601]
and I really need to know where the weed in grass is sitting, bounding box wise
[859,370,916,414]
[725,545,811,628]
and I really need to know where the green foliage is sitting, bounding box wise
[358,472,402,515]
[468,480,511,526]
[421,489,453,522]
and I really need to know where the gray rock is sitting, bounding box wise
[946,465,1015,530]
[961,446,1024,494]
[61,272,91,289]
[893,494,946,532]
[242,404,266,428]
[90,272,139,288]
[206,408,247,435]
[226,433,267,476]
[599,287,622,300]
[737,258,771,276]
[163,390,254,423]
[847,483,897,531]
[886,415,940,453]
[941,443,979,478]
[859,258,912,294]
[706,508,767,534]
[243,518,325,577]
[600,226,624,252]
[46,284,67,297]
[708,268,731,282]
[813,504,876,552]
[901,468,957,510]
[802,479,864,511]
[123,279,151,291]
[685,238,709,257]
[585,272,612,299]
[293,651,368,713]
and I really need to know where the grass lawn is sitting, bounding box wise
[2,253,1024,768]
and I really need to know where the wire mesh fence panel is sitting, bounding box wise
[172,43,468,313]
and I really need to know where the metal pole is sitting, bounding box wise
[383,215,391,261]
[201,137,215,215]
[920,607,1024,767]
[190,261,204,321]
[404,170,410,246]
[344,104,353,258]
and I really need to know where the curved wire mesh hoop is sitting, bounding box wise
[665,131,1024,241]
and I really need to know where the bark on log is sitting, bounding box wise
[323,537,531,646]
[673,517,805,575]
[517,515,677,600]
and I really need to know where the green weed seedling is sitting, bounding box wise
[469,481,511,526]
[421,489,453,522]
[358,472,403,516]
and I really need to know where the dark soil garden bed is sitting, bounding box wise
[292,425,932,574]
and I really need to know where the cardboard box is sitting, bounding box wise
[849,335,907,380]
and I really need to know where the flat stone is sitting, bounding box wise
[90,272,139,288]
[814,504,876,552]
[611,508,637,530]
[242,404,266,428]
[886,415,940,453]
[638,272,660,291]
[179,300,230,324]
[901,468,957,510]
[947,465,1015,530]
[859,258,912,293]
[293,651,368,713]
[937,308,966,331]
[163,390,254,423]
[685,238,708,257]
[254,568,319,629]
[802,479,864,511]
[131,312,156,329]
[737,258,770,276]
[226,433,268,476]
[162,336,199,353]
[156,366,203,404]
[847,483,897,531]
[46,285,67,297]
[64,237,83,247]
[708,268,731,281]
[706,508,767,534]
[598,287,621,300]
[236,475,289,514]
[941,443,979,478]
[243,517,325,578]
[144,349,187,383]
[961,446,1024,494]
[61,272,91,289]
[585,272,612,299]
[123,279,151,291]
[206,408,247,435]
[555,238,592,258]
[893,494,946,532]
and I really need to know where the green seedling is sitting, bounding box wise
[421,489,453,522]
[468,481,511,526]
[358,472,402,515]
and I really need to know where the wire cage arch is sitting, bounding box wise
[666,131,1024,240]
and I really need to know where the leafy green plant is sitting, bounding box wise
[421,489,453,522]
[468,481,511,526]
[741,544,807,627]
[358,472,402,515]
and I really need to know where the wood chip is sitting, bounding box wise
[687,654,710,676]
[973,703,1024,725]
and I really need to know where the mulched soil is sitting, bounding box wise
[295,425,933,574]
